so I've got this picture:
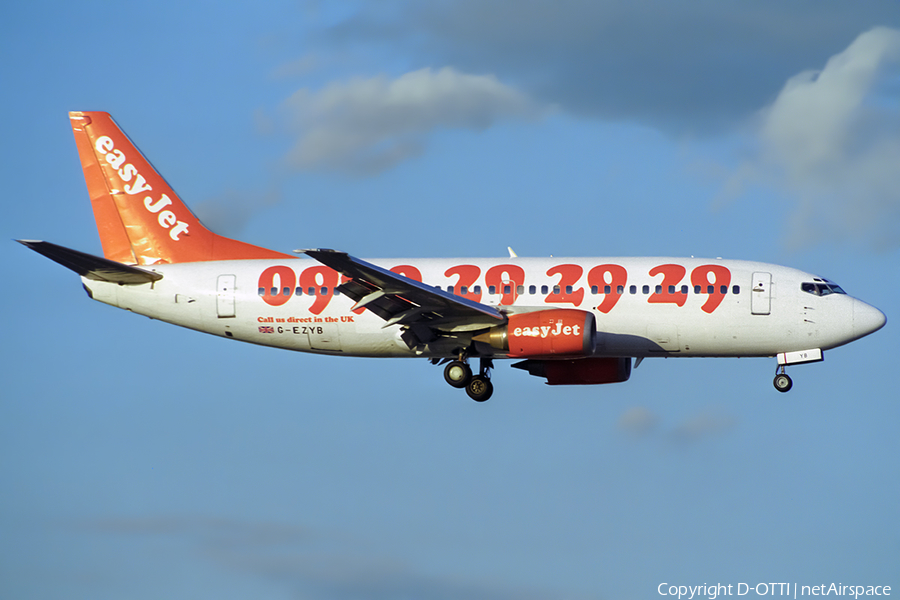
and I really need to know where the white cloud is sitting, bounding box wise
[618,406,659,435]
[281,67,538,175]
[322,1,900,133]
[743,27,900,248]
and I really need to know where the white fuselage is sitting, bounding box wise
[80,256,885,361]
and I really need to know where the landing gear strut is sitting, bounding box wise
[773,365,793,393]
[441,354,493,401]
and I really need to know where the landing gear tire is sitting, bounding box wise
[466,375,493,402]
[773,373,793,393]
[444,361,472,389]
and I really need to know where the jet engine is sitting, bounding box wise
[473,309,595,358]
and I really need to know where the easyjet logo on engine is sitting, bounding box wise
[514,322,581,338]
[94,136,190,241]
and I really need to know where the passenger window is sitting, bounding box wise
[720,285,727,294]
[642,285,650,295]
[460,286,468,295]
[694,285,701,294]
[668,285,675,294]
[617,285,625,295]
[270,287,278,296]
[295,287,303,296]
[591,285,599,294]
[517,285,524,295]
[308,287,315,296]
[655,285,662,294]
[681,285,688,294]
[504,285,511,294]
[707,285,714,294]
[553,285,561,294]
[258,287,265,296]
[529,285,536,295]
[732,285,740,294]
[321,287,329,296]
[283,287,291,296]
[473,286,481,294]
[630,285,637,295]
[604,285,611,294]
[566,285,573,294]
[541,285,548,295]
[333,288,340,296]
[489,285,497,295]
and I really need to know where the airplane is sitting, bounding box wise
[17,112,886,402]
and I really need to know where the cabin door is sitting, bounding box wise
[751,272,771,315]
[217,275,236,318]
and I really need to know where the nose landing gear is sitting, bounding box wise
[773,365,793,393]
[772,349,823,392]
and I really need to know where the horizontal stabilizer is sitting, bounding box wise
[17,240,163,284]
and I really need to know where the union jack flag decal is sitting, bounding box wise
[258,326,274,333]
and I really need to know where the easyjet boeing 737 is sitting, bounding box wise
[18,112,886,401]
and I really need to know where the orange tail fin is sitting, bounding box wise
[69,111,290,264]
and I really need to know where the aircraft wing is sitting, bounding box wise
[303,249,506,346]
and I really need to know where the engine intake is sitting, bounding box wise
[474,309,595,358]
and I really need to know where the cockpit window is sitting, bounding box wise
[802,281,847,296]
[825,280,846,294]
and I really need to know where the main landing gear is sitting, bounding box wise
[442,355,494,402]
[773,365,793,393]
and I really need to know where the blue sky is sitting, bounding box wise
[1,1,898,599]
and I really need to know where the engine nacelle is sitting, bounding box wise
[473,309,595,358]
[512,357,632,385]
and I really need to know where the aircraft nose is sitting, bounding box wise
[853,300,886,338]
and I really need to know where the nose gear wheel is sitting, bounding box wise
[773,373,793,392]
[773,365,793,393]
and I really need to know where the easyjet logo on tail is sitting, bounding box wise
[93,136,190,241]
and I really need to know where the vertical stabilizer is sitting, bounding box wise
[69,111,290,264]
